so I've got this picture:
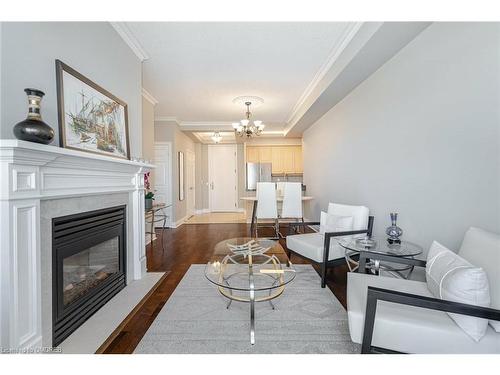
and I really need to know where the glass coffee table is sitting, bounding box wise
[339,237,424,279]
[205,237,296,345]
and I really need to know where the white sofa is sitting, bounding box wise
[347,227,500,353]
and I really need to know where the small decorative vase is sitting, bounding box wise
[13,88,54,144]
[145,198,153,210]
[385,212,403,244]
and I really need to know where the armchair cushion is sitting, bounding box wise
[319,211,353,234]
[328,203,369,231]
[426,241,491,341]
[347,272,500,353]
[458,227,500,332]
[286,233,345,263]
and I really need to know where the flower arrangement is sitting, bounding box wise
[144,172,155,208]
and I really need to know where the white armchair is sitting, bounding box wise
[347,227,500,353]
[285,203,374,287]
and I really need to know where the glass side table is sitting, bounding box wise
[145,203,170,251]
[339,237,424,279]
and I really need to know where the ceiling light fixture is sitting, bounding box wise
[233,99,265,138]
[211,132,222,143]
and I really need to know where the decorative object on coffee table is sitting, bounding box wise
[144,172,154,209]
[386,212,403,244]
[55,60,130,159]
[13,88,55,144]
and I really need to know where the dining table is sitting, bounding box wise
[240,195,314,234]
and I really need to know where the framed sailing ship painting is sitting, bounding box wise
[56,60,130,159]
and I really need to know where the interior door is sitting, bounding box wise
[186,150,196,217]
[208,144,237,212]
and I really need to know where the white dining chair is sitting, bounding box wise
[276,181,286,197]
[280,182,304,232]
[255,182,279,239]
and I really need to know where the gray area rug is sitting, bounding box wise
[135,264,360,354]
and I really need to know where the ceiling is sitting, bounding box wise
[125,22,353,133]
[115,22,430,139]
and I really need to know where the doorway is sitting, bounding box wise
[208,144,238,212]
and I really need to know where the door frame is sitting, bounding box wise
[153,141,173,227]
[185,149,196,218]
[208,144,238,212]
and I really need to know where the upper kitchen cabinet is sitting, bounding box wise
[293,146,303,172]
[246,145,303,174]
[246,147,260,163]
[259,147,273,163]
[271,147,284,174]
[282,147,295,174]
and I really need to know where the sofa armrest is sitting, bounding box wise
[361,286,500,354]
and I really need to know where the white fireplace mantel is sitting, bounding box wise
[0,139,154,350]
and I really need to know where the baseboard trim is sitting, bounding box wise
[170,214,190,228]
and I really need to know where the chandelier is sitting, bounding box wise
[232,100,265,138]
[211,132,222,143]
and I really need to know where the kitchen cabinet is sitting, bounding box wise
[282,147,295,173]
[246,145,303,174]
[246,147,260,163]
[293,146,303,172]
[271,147,284,174]
[259,147,272,163]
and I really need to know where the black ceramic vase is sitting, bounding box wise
[13,88,55,144]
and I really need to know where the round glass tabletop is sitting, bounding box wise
[205,237,296,292]
[339,237,423,258]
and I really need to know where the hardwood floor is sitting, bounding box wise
[102,223,349,354]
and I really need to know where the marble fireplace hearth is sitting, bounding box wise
[0,140,154,350]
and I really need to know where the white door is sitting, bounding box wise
[186,150,196,217]
[154,142,172,207]
[208,144,238,212]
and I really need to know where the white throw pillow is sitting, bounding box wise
[458,227,500,332]
[319,211,353,235]
[426,241,491,342]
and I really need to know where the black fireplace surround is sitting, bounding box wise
[52,205,126,346]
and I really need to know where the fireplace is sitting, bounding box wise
[52,205,126,346]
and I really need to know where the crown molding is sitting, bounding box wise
[285,22,363,127]
[180,121,234,128]
[192,132,204,143]
[154,116,179,124]
[141,88,158,106]
[110,22,149,62]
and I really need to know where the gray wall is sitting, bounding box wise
[155,120,195,223]
[0,22,143,157]
[303,22,500,252]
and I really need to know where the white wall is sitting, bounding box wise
[142,96,155,183]
[155,120,195,223]
[303,22,500,252]
[0,22,143,157]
